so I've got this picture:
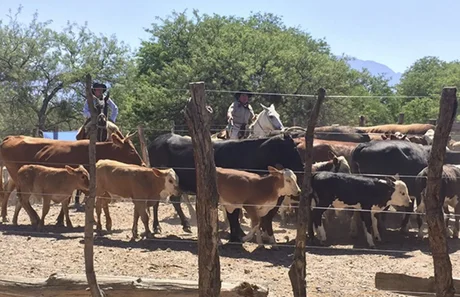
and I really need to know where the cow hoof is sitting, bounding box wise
[368,245,376,249]
[153,227,162,234]
[145,232,154,239]
[55,221,65,228]
[374,236,382,242]
[183,225,192,233]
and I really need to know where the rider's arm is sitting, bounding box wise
[107,98,119,122]
[82,101,91,118]
[227,103,234,120]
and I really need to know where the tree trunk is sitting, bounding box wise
[184,82,221,297]
[289,88,326,297]
[84,74,105,297]
[424,87,457,297]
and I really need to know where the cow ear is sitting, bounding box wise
[394,173,400,180]
[381,135,387,140]
[267,166,279,175]
[151,167,161,177]
[275,163,284,170]
[65,165,75,174]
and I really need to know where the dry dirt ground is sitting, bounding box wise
[0,197,459,297]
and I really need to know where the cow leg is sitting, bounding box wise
[73,189,85,212]
[349,211,360,238]
[182,193,197,225]
[16,188,40,226]
[170,194,191,233]
[417,213,425,239]
[134,201,152,239]
[1,178,16,222]
[12,199,21,226]
[62,196,73,228]
[371,210,381,242]
[38,197,51,231]
[260,197,284,242]
[311,199,327,244]
[400,200,415,234]
[152,201,162,234]
[227,209,244,242]
[453,203,460,238]
[360,211,375,248]
[131,206,140,240]
[95,196,103,232]
[443,205,454,238]
[55,198,70,227]
[102,193,112,231]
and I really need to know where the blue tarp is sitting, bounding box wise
[42,131,79,141]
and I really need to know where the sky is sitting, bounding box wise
[1,0,459,74]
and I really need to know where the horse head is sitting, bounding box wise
[249,103,284,138]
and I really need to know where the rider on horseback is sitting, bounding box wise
[83,82,119,124]
[226,89,256,139]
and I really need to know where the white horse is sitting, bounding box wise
[247,103,284,138]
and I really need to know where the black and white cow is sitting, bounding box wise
[414,164,460,239]
[351,140,460,233]
[310,171,411,248]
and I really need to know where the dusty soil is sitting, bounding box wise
[0,199,459,297]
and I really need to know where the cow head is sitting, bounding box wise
[268,166,301,197]
[65,165,90,192]
[383,174,411,207]
[152,167,180,198]
[110,132,146,167]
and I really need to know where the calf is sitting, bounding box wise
[414,164,460,239]
[94,159,180,239]
[13,165,89,229]
[217,166,301,246]
[310,171,411,248]
[279,153,352,227]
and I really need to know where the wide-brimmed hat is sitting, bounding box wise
[234,89,254,100]
[92,82,107,93]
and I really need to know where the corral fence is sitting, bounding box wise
[0,77,459,297]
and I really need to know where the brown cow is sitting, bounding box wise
[94,159,180,239]
[357,123,435,135]
[12,165,90,229]
[0,132,145,222]
[217,166,301,247]
[294,138,358,167]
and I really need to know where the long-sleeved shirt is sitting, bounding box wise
[227,100,254,126]
[83,98,119,123]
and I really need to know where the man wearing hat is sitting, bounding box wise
[226,89,256,139]
[83,82,119,124]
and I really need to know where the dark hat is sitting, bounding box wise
[92,82,107,93]
[234,89,254,100]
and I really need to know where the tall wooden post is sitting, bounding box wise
[424,87,457,297]
[183,82,221,297]
[137,126,151,167]
[84,74,105,297]
[397,113,405,124]
[289,88,326,297]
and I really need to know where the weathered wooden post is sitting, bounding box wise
[183,82,221,297]
[424,87,457,297]
[398,113,405,124]
[289,88,326,297]
[137,125,151,167]
[359,115,366,126]
[53,125,59,140]
[84,74,105,297]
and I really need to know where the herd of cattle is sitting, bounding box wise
[0,122,460,249]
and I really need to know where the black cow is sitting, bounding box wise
[414,164,460,239]
[310,171,411,248]
[148,132,304,242]
[351,140,460,233]
[314,126,371,143]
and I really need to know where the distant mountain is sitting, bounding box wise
[346,58,403,87]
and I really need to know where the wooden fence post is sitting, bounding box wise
[424,87,457,297]
[53,125,59,140]
[398,113,405,124]
[137,126,151,167]
[289,88,326,297]
[359,115,366,126]
[183,82,221,297]
[84,74,105,297]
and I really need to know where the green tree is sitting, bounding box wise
[0,6,133,136]
[133,10,394,134]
